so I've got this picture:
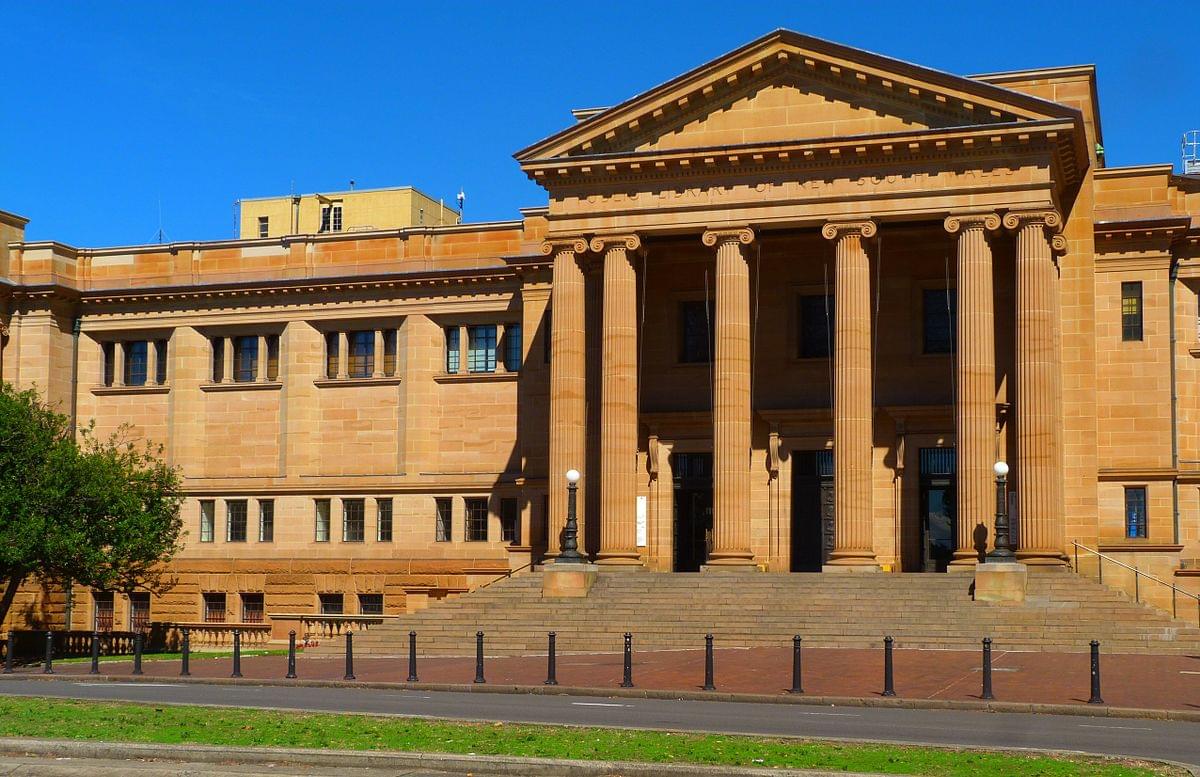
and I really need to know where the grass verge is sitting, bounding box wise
[0,697,1182,776]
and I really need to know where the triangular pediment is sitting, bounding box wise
[516,29,1081,162]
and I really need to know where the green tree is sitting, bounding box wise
[0,383,184,628]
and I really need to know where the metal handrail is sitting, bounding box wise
[476,561,535,592]
[1071,540,1199,626]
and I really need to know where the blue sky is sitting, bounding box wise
[1,2,1194,247]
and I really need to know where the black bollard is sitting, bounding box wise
[545,632,558,686]
[43,631,54,675]
[180,628,191,677]
[1088,640,1104,705]
[789,635,803,694]
[881,636,895,697]
[89,632,100,675]
[132,631,144,676]
[406,631,418,683]
[474,631,485,684]
[285,630,297,679]
[231,629,242,678]
[703,634,715,691]
[981,638,994,700]
[621,632,634,688]
[343,631,355,681]
[2,632,12,674]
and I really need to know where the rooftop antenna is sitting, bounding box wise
[456,187,466,221]
[349,179,356,190]
[1184,130,1200,175]
[155,198,168,244]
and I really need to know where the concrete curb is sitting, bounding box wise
[5,671,1200,723]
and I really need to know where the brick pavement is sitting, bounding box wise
[12,645,1200,712]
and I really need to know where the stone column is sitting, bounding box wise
[114,342,126,387]
[495,323,507,375]
[1004,210,1068,566]
[822,220,878,570]
[337,331,349,379]
[457,325,468,374]
[543,237,589,559]
[221,337,233,383]
[944,213,1000,567]
[146,340,160,386]
[258,334,270,382]
[702,227,756,566]
[372,329,384,378]
[593,234,642,565]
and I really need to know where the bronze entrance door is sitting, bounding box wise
[672,452,713,572]
[918,447,957,572]
[791,450,835,571]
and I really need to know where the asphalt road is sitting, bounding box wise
[0,678,1197,768]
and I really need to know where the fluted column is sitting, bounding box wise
[544,237,590,560]
[822,220,878,569]
[594,234,642,565]
[702,227,756,566]
[1005,210,1068,566]
[945,213,1000,567]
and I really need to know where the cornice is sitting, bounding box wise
[0,209,29,229]
[1097,467,1178,481]
[1094,164,1175,180]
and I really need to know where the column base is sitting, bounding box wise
[822,551,879,572]
[704,552,757,567]
[595,553,643,567]
[1016,550,1069,567]
[947,552,985,570]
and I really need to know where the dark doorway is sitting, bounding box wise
[672,452,713,572]
[791,450,835,571]
[918,447,956,572]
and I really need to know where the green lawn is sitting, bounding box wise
[52,648,289,665]
[0,697,1180,776]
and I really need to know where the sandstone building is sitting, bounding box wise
[2,30,1199,640]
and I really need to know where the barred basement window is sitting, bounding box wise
[199,500,215,543]
[500,497,519,544]
[504,324,522,372]
[798,294,834,358]
[377,498,393,542]
[467,325,497,373]
[241,593,264,623]
[1122,282,1143,342]
[679,300,713,363]
[203,592,227,624]
[465,497,488,542]
[923,287,956,355]
[93,592,114,632]
[1125,486,1148,539]
[445,327,460,373]
[129,592,150,632]
[258,499,274,542]
[343,498,365,542]
[435,497,452,542]
[314,499,331,542]
[318,593,344,615]
[358,593,383,615]
[226,500,248,542]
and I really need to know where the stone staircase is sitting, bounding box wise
[314,570,1200,658]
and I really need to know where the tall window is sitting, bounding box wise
[679,300,713,363]
[500,497,519,544]
[266,334,280,381]
[234,336,258,382]
[241,593,264,623]
[358,593,384,615]
[465,497,488,542]
[923,287,956,354]
[467,325,497,373]
[349,331,374,377]
[129,592,151,632]
[445,327,460,373]
[383,329,397,376]
[199,500,215,543]
[203,592,227,624]
[226,500,248,542]
[435,497,452,542]
[504,324,523,372]
[318,593,344,615]
[155,339,168,383]
[1125,486,1148,539]
[325,332,339,378]
[124,341,148,386]
[1121,282,1143,342]
[314,499,331,542]
[798,294,834,358]
[257,216,269,238]
[258,499,274,542]
[342,498,365,542]
[377,498,393,542]
[319,203,343,233]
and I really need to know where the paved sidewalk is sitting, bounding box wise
[10,645,1199,712]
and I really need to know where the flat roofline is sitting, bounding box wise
[971,64,1096,81]
[1095,164,1175,179]
[239,184,460,210]
[0,209,30,228]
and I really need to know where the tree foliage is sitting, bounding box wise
[0,383,184,627]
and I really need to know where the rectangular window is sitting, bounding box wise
[445,327,460,373]
[383,329,397,376]
[435,497,452,542]
[258,499,274,542]
[93,592,114,632]
[226,499,248,542]
[155,339,168,384]
[234,336,258,382]
[320,205,331,233]
[1121,282,1143,342]
[358,593,383,615]
[203,592,227,624]
[377,498,393,542]
[923,288,956,354]
[241,593,264,623]
[314,499,331,542]
[331,204,343,232]
[1125,486,1148,539]
[211,337,224,382]
[467,325,497,373]
[257,216,269,238]
[325,332,339,378]
[199,500,215,543]
[500,497,519,544]
[342,498,365,542]
[266,334,280,381]
[798,294,834,358]
[124,341,148,386]
[503,324,523,372]
[465,497,489,542]
[102,342,115,386]
[349,331,374,378]
[129,592,151,632]
[679,300,713,363]
[318,593,344,615]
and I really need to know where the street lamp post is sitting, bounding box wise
[987,460,1014,561]
[558,469,585,563]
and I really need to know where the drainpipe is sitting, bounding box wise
[1169,258,1180,545]
[70,316,81,435]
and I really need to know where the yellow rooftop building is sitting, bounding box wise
[238,186,461,239]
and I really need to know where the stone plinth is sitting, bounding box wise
[974,561,1028,603]
[542,564,599,598]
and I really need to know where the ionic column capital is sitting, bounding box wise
[944,212,1001,234]
[1002,209,1062,233]
[701,226,755,248]
[589,234,642,254]
[540,236,589,256]
[821,220,877,241]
